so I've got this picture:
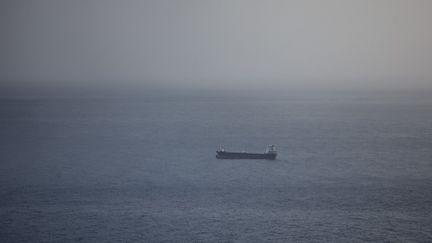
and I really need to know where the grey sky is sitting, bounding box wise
[1,0,432,91]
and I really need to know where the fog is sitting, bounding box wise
[1,0,432,94]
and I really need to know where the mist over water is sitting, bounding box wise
[1,93,431,242]
[2,0,432,91]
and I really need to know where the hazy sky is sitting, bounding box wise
[1,0,432,91]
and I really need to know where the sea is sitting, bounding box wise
[1,92,432,242]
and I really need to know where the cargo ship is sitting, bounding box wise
[216,145,277,160]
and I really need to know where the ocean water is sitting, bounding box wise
[1,94,432,242]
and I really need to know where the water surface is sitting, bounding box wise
[1,94,432,242]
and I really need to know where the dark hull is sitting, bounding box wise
[216,151,277,160]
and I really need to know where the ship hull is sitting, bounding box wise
[216,151,277,160]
